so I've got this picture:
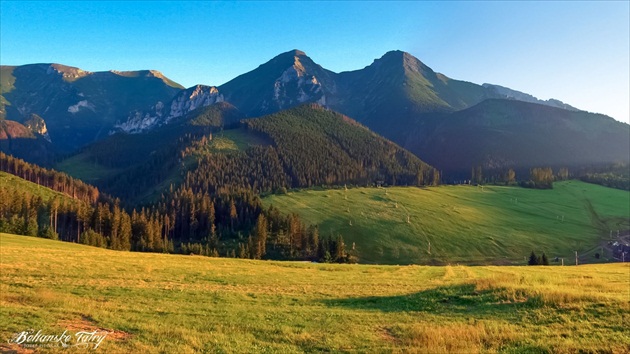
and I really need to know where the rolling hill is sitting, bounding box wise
[405,99,630,176]
[263,180,630,264]
[0,171,78,204]
[60,104,437,201]
[56,101,243,184]
[1,233,628,353]
[243,104,436,188]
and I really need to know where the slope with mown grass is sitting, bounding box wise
[263,181,630,264]
[1,233,628,353]
[0,171,78,204]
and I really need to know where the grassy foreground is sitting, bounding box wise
[263,181,630,264]
[1,233,629,353]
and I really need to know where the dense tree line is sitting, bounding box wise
[577,163,629,191]
[3,105,449,263]
[469,166,570,187]
[520,167,554,189]
[469,166,518,185]
[0,152,100,204]
[147,148,356,262]
[0,184,155,251]
[580,173,630,191]
[468,165,563,189]
[0,150,355,262]
[528,251,550,265]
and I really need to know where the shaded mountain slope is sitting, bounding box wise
[406,99,630,175]
[0,118,55,165]
[244,104,436,187]
[0,63,183,151]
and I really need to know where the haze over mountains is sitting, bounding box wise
[1,49,628,176]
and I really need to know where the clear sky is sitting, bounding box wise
[1,1,628,123]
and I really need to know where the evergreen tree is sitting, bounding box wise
[309,225,319,258]
[528,251,539,265]
[229,200,238,232]
[334,234,346,262]
[237,243,246,258]
[253,214,268,259]
[541,252,549,265]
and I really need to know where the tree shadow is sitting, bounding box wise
[323,284,535,317]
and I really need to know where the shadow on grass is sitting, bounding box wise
[323,284,536,317]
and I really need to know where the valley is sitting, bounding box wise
[2,2,629,353]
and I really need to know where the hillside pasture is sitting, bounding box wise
[263,181,630,264]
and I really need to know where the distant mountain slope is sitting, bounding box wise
[57,102,243,185]
[482,83,579,111]
[113,50,499,138]
[0,63,183,151]
[60,104,437,204]
[116,49,589,161]
[329,51,502,142]
[336,51,496,113]
[7,50,625,180]
[115,84,225,133]
[245,104,437,187]
[406,99,630,175]
[0,119,33,140]
[0,118,55,165]
[114,50,339,134]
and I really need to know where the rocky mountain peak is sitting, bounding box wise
[48,64,91,80]
[114,84,224,134]
[288,49,307,57]
[24,114,51,142]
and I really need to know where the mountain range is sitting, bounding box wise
[0,64,182,151]
[1,49,628,176]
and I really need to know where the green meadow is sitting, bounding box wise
[263,181,630,264]
[1,234,628,353]
[0,171,77,203]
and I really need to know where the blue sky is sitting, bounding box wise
[1,1,628,123]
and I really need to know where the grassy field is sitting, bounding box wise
[0,233,628,353]
[0,171,77,204]
[263,181,630,264]
[55,153,123,184]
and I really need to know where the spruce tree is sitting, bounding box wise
[528,251,539,265]
[541,252,549,265]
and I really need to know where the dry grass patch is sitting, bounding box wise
[57,316,131,342]
[388,321,523,353]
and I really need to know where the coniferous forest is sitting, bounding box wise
[0,105,439,263]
